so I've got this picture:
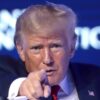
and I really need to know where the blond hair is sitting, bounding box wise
[14,2,77,45]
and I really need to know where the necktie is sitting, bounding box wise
[51,85,60,100]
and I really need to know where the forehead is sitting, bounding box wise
[23,31,67,43]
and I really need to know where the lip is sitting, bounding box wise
[46,69,56,76]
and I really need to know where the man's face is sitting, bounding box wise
[17,24,76,86]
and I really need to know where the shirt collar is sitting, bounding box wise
[59,72,75,95]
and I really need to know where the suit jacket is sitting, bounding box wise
[0,55,100,100]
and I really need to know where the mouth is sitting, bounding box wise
[46,69,56,76]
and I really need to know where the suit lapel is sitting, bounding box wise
[70,62,100,100]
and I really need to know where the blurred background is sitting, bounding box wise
[0,0,100,66]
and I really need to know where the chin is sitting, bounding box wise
[48,76,61,86]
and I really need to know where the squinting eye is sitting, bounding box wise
[33,46,41,50]
[50,44,62,49]
[30,45,42,53]
[50,44,63,52]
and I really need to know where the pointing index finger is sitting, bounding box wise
[39,69,51,98]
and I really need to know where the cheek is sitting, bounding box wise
[24,52,42,72]
[55,51,70,74]
[54,49,70,66]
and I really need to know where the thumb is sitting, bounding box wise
[44,85,51,98]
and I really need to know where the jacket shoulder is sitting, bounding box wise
[70,62,100,80]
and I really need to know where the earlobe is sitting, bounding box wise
[16,43,25,62]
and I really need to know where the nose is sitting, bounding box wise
[43,48,54,66]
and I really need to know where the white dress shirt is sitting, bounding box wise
[58,74,79,100]
[8,73,79,100]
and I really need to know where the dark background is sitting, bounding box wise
[0,0,100,66]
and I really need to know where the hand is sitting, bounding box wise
[18,69,51,100]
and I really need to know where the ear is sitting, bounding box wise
[70,34,77,58]
[15,43,25,62]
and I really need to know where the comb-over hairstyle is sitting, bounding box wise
[14,2,77,45]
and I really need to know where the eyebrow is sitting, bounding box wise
[29,44,43,49]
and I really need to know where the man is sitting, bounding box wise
[0,2,100,100]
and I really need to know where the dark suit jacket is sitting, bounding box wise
[0,55,100,100]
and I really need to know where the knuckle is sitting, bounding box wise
[28,72,39,80]
[28,72,41,81]
[28,72,34,78]
[32,86,44,98]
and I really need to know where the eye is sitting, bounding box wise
[50,44,62,48]
[32,46,42,50]
[30,45,43,53]
[50,43,63,52]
